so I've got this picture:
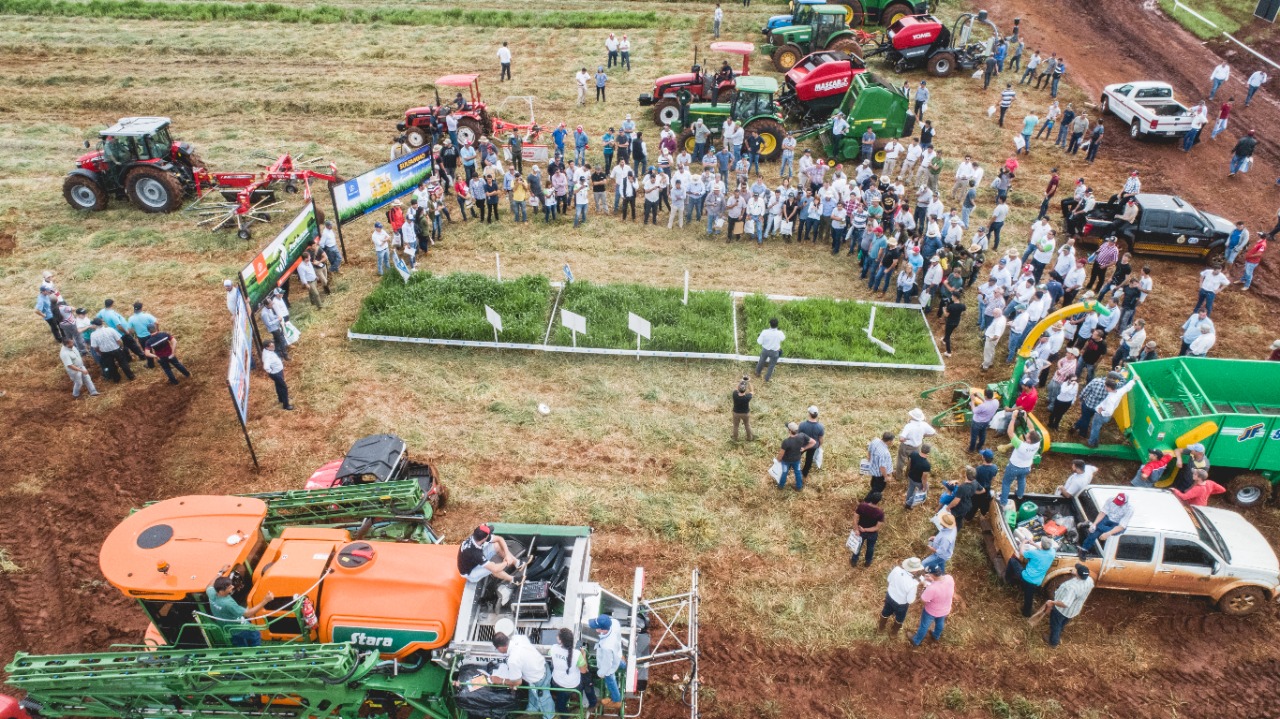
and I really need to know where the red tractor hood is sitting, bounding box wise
[405,105,434,117]
[305,459,343,490]
[77,149,105,169]
[654,71,697,89]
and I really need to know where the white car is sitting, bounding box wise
[1100,81,1197,139]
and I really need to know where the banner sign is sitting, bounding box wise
[227,288,252,425]
[240,201,320,309]
[334,145,434,226]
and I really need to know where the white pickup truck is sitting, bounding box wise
[983,486,1280,615]
[1100,81,1197,139]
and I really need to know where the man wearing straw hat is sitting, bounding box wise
[896,408,937,483]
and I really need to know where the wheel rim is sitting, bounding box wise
[1236,486,1263,505]
[937,59,951,74]
[1130,124,1139,138]
[69,184,98,208]
[1228,591,1258,613]
[888,11,907,24]
[458,126,477,146]
[684,136,698,154]
[135,177,169,208]
[406,129,427,147]
[780,51,797,68]
[758,133,778,155]
[659,106,681,124]
[874,149,886,163]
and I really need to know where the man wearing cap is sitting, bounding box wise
[1269,339,1280,361]
[910,564,958,647]
[798,406,825,476]
[895,408,936,483]
[1042,563,1093,647]
[1080,492,1133,558]
[1000,408,1040,506]
[35,286,63,342]
[487,623,554,719]
[371,222,391,276]
[776,422,817,491]
[457,524,522,584]
[589,615,625,710]
[879,557,924,634]
[1172,444,1210,493]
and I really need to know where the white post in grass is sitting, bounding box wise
[628,312,651,360]
[864,305,897,355]
[561,308,586,348]
[495,253,502,281]
[683,269,690,306]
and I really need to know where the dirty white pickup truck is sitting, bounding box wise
[983,486,1280,615]
[1100,81,1197,139]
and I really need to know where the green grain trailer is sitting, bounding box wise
[1050,357,1280,508]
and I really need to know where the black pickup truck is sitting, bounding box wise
[1061,193,1234,261]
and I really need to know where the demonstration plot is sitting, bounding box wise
[352,272,550,344]
[740,294,942,367]
[549,281,735,353]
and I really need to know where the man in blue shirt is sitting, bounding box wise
[1009,537,1056,617]
[35,286,61,341]
[97,298,146,362]
[1225,221,1248,265]
[601,128,615,174]
[206,575,274,647]
[129,301,157,367]
[459,142,478,181]
[552,123,568,156]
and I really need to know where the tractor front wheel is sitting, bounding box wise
[772,43,804,72]
[456,118,483,147]
[653,98,682,126]
[677,129,698,156]
[745,119,786,161]
[63,175,108,211]
[403,125,430,149]
[125,166,184,213]
[827,37,865,61]
[927,51,956,77]
[881,1,913,26]
[838,1,866,26]
[1227,473,1271,509]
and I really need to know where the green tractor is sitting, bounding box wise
[762,4,867,72]
[670,76,788,161]
[791,71,915,166]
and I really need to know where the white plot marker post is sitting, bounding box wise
[485,305,503,346]
[864,305,896,355]
[495,253,502,281]
[683,269,690,306]
[561,308,586,348]
[628,312,651,360]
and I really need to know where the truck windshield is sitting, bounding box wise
[1189,507,1231,562]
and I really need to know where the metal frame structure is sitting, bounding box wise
[626,568,701,719]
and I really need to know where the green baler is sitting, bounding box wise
[1050,357,1280,507]
[791,72,914,166]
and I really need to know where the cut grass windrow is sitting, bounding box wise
[0,0,673,29]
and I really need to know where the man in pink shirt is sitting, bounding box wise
[910,566,959,646]
[1171,469,1225,507]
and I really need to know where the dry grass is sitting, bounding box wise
[1,2,1279,716]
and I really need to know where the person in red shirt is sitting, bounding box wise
[1014,379,1038,412]
[1171,469,1225,506]
[1131,449,1174,488]
[1240,235,1266,290]
[1037,167,1060,220]
[385,200,406,242]
[1210,98,1233,140]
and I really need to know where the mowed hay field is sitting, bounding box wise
[5,1,1280,717]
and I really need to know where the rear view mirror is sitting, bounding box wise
[84,140,91,149]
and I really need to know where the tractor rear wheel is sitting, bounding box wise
[927,51,956,77]
[677,129,698,156]
[827,37,865,61]
[772,43,804,72]
[881,1,913,26]
[1227,473,1271,509]
[125,166,184,213]
[745,119,786,161]
[456,118,483,147]
[653,98,682,126]
[63,175,108,211]
[403,125,431,149]
[837,1,866,26]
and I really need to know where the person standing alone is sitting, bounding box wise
[497,41,512,81]
[731,377,754,441]
[755,317,785,382]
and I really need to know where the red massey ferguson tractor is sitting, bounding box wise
[776,49,868,125]
[864,12,1000,76]
[63,116,206,213]
[397,73,544,149]
[638,41,755,126]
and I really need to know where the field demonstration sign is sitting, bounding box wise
[333,145,434,225]
[226,286,258,467]
[239,201,320,309]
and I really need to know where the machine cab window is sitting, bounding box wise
[734,92,768,120]
[813,13,841,43]
[1114,534,1156,562]
[1162,538,1216,568]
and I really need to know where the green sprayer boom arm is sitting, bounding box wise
[246,479,432,534]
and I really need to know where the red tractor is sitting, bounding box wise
[865,12,1001,76]
[638,41,755,126]
[776,50,868,124]
[398,73,544,149]
[305,433,448,512]
[64,116,207,214]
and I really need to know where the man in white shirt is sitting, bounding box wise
[1193,266,1230,315]
[951,156,974,201]
[982,312,1007,370]
[224,279,240,315]
[896,408,937,483]
[713,3,723,38]
[371,222,391,276]
[497,41,512,81]
[1063,259,1087,304]
[487,629,554,719]
[1030,230,1056,281]
[60,337,99,398]
[1246,69,1269,107]
[1209,61,1230,100]
[610,159,631,211]
[1056,460,1097,498]
[882,139,904,179]
[1052,240,1076,279]
[574,67,590,105]
[899,139,923,182]
[262,339,293,410]
[667,179,687,228]
[641,170,662,224]
[1188,324,1216,358]
[1183,101,1208,151]
[318,220,342,273]
[1087,378,1136,447]
[1005,308,1032,363]
[755,317,785,382]
[879,556,925,634]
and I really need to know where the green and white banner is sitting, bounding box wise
[333,146,434,226]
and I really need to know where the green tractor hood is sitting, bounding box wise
[670,103,731,134]
[771,25,812,44]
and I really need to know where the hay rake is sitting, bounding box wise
[185,151,340,240]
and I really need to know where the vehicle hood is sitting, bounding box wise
[404,105,434,117]
[305,459,342,490]
[765,13,793,29]
[772,26,809,40]
[77,150,104,167]
[1202,212,1235,235]
[1200,506,1280,575]
[687,104,732,118]
[655,72,696,89]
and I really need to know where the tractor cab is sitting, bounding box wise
[305,433,446,510]
[811,6,850,46]
[730,77,781,122]
[90,117,176,171]
[639,41,755,125]
[400,73,495,148]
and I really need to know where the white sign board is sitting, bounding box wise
[485,305,503,333]
[561,308,586,335]
[627,312,651,339]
